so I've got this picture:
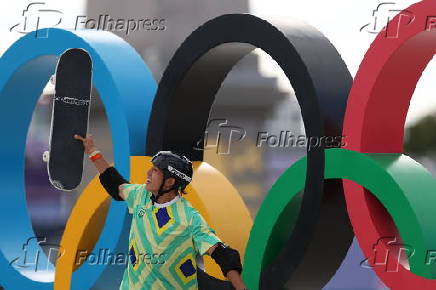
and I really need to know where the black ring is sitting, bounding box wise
[146,14,352,290]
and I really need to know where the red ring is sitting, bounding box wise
[343,0,436,288]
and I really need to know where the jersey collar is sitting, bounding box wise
[153,194,180,208]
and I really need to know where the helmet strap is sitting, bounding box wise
[151,177,178,204]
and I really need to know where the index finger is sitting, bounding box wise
[74,134,84,141]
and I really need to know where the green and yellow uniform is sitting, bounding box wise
[119,184,221,289]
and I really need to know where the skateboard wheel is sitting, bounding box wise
[51,180,64,190]
[42,150,50,162]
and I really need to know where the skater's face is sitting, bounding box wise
[146,165,163,193]
[146,165,175,194]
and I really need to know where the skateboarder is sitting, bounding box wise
[74,134,247,290]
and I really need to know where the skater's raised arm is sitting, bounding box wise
[73,134,110,173]
[73,134,129,200]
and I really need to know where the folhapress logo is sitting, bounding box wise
[9,2,166,38]
[75,15,166,35]
[194,119,246,155]
[9,236,65,273]
[360,2,415,38]
[10,2,63,38]
[256,131,347,151]
[360,236,414,272]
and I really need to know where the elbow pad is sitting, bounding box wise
[99,167,129,201]
[211,242,242,277]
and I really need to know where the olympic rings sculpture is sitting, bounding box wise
[1,0,436,289]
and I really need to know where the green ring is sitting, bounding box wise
[243,148,436,289]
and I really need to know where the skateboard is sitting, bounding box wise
[46,48,92,191]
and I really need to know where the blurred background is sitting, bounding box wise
[2,0,436,289]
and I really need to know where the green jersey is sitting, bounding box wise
[119,184,222,289]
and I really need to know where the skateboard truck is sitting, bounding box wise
[51,180,65,190]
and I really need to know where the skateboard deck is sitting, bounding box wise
[47,48,92,191]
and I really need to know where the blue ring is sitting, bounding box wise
[0,28,156,289]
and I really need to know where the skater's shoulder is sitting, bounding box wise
[179,197,205,219]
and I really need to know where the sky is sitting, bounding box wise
[1,0,434,125]
[249,0,436,126]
